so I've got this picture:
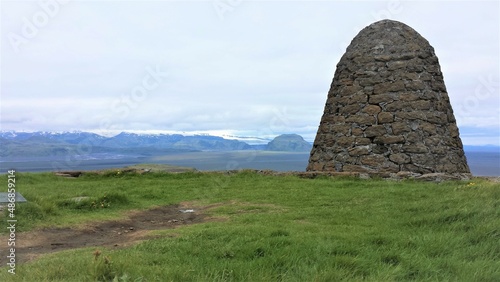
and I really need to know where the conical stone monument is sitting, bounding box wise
[307,20,470,176]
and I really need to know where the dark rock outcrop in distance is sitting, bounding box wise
[307,19,470,176]
[266,134,312,152]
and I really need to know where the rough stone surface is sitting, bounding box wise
[307,20,470,175]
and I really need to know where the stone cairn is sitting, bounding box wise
[307,20,470,178]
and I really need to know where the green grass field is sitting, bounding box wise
[1,170,499,281]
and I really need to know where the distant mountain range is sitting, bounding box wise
[0,131,313,158]
[2,131,495,159]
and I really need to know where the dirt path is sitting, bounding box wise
[0,203,211,265]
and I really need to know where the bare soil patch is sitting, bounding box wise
[0,203,211,265]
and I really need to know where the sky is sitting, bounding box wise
[1,0,499,145]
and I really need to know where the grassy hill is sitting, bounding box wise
[0,170,499,281]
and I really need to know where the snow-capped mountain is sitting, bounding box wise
[0,131,253,157]
[0,131,316,158]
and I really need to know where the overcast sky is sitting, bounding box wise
[1,0,499,145]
